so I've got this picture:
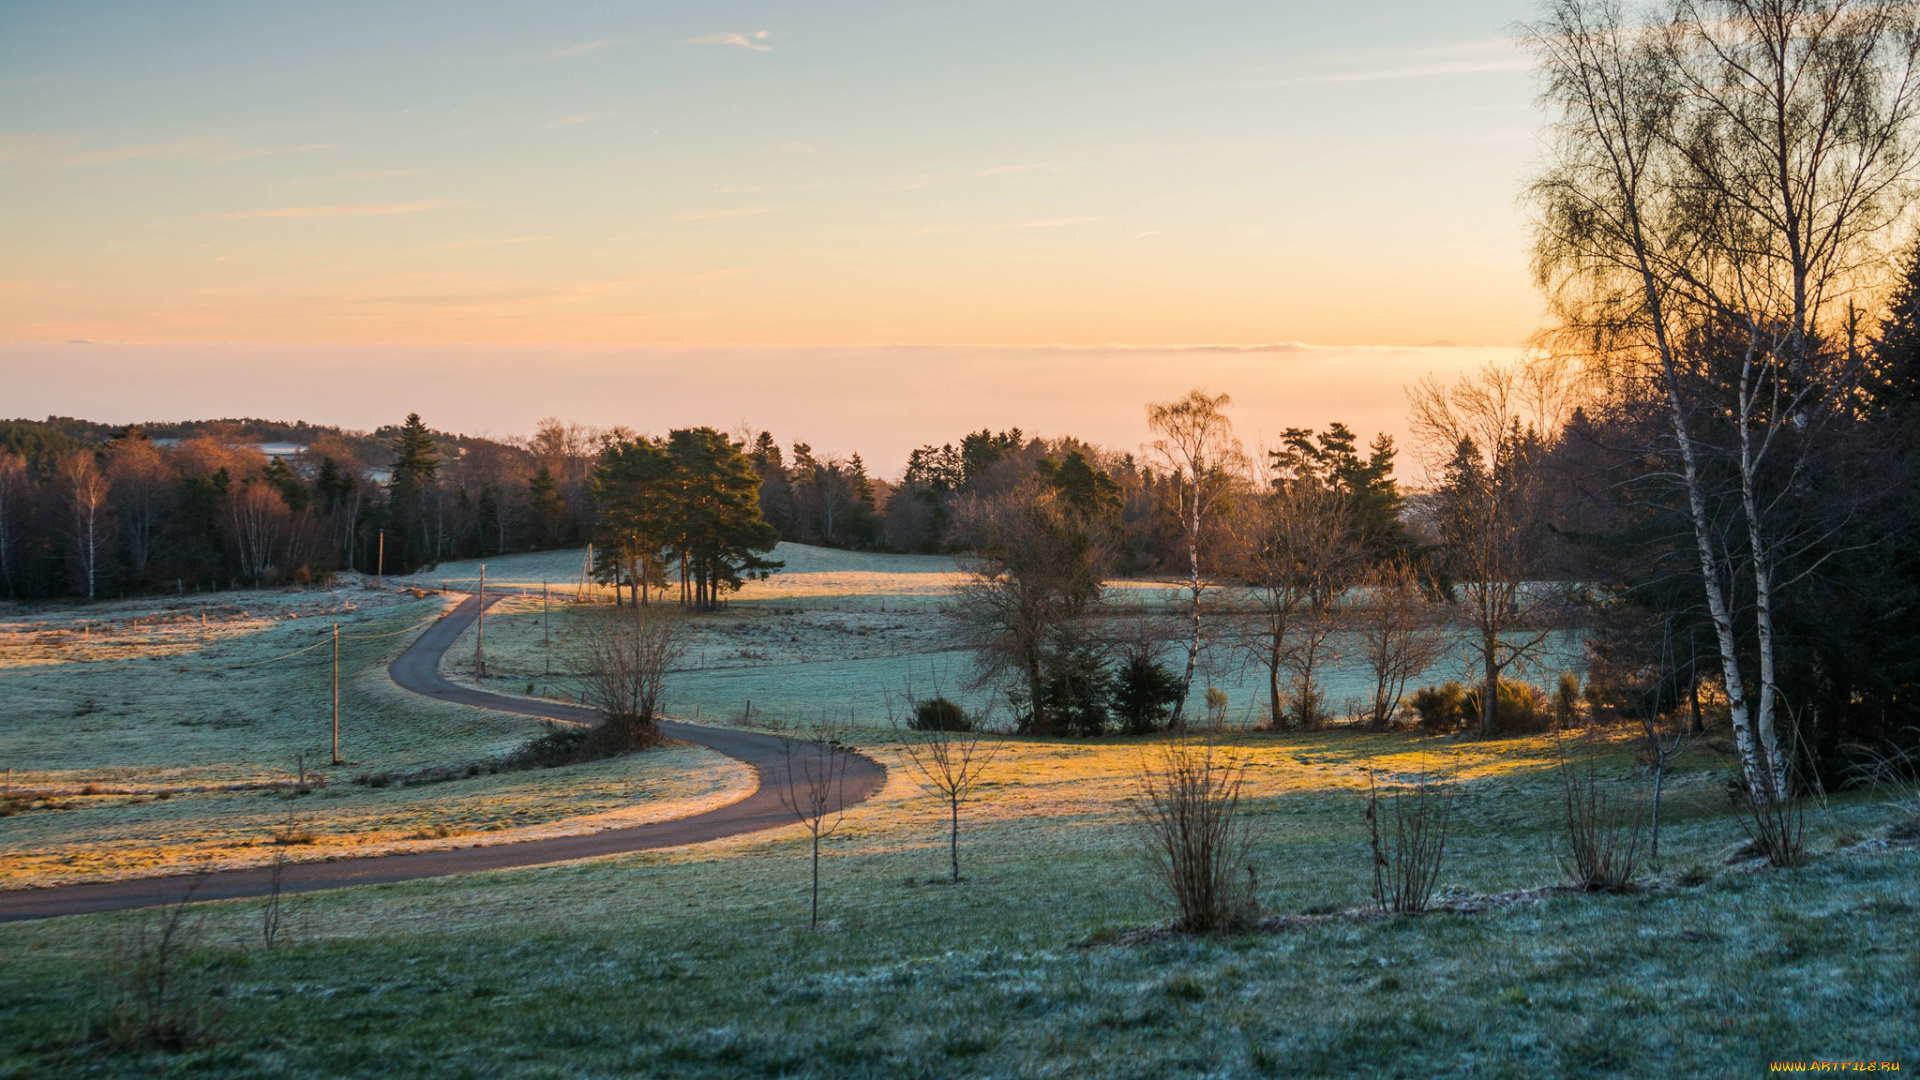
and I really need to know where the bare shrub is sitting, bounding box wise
[1204,686,1230,730]
[1132,739,1256,932]
[103,878,226,1051]
[1558,733,1644,890]
[1737,777,1808,868]
[1366,770,1452,913]
[569,603,684,741]
[1730,708,1812,867]
[777,728,853,929]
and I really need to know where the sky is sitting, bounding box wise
[0,1,1545,471]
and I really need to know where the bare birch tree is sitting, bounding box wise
[60,451,110,600]
[1526,0,1920,799]
[1146,391,1243,731]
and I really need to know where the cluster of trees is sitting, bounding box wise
[948,391,1436,737]
[590,428,781,610]
[744,433,884,549]
[1522,0,1920,799]
[957,0,1920,789]
[0,414,599,598]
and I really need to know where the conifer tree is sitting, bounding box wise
[387,413,440,570]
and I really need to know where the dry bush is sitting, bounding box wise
[102,878,227,1052]
[1366,770,1452,913]
[1465,679,1553,735]
[1733,710,1813,867]
[1132,739,1256,932]
[1558,733,1644,890]
[569,603,685,738]
[1737,778,1808,867]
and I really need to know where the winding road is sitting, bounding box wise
[0,593,887,922]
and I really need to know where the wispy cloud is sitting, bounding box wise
[998,215,1107,229]
[215,199,460,219]
[0,135,227,166]
[213,142,338,162]
[547,114,605,128]
[781,141,817,154]
[1130,230,1160,239]
[1283,58,1531,84]
[691,30,772,52]
[542,39,620,60]
[1262,39,1531,86]
[672,204,781,223]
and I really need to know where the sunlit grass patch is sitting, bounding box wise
[0,589,752,889]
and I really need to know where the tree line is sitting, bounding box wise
[0,413,602,597]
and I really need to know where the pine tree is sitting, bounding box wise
[530,465,566,547]
[387,413,440,570]
[665,428,782,609]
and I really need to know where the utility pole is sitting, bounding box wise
[583,543,593,602]
[376,531,385,586]
[476,564,486,680]
[330,623,341,764]
[543,580,551,675]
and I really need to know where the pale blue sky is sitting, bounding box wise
[1,0,1545,346]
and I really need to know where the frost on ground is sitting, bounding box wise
[1,548,1913,1076]
[0,574,749,889]
[419,543,1581,733]
[1,541,1579,890]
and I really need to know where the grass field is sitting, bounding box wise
[1,544,1913,1077]
[417,544,1583,733]
[0,578,749,888]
